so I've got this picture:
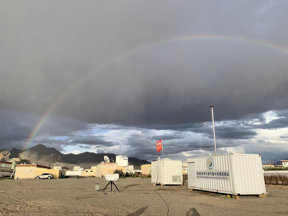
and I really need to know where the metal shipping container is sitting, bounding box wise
[187,153,266,195]
[151,158,183,186]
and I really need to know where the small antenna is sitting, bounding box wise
[104,155,110,163]
[210,105,217,155]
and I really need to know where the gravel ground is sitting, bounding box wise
[0,177,288,216]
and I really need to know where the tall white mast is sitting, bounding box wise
[210,105,217,155]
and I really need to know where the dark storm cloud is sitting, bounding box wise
[257,117,288,129]
[31,135,116,147]
[70,136,116,146]
[247,110,288,130]
[0,0,288,128]
[0,110,91,150]
[255,147,288,162]
[1,1,288,162]
[0,118,30,142]
[206,126,258,140]
[122,134,240,160]
[280,136,288,139]
[149,132,184,141]
[39,117,90,136]
[0,111,36,149]
[162,122,258,140]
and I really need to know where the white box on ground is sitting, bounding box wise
[187,153,266,195]
[151,158,183,185]
[105,174,119,181]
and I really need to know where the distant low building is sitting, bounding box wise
[0,151,10,162]
[141,164,151,175]
[125,165,135,174]
[0,161,12,172]
[53,165,63,170]
[81,168,96,177]
[15,164,60,179]
[9,158,21,162]
[73,166,83,171]
[95,162,124,178]
[275,160,288,167]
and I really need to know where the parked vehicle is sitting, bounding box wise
[35,173,53,179]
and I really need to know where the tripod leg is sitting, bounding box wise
[103,181,110,191]
[112,181,120,192]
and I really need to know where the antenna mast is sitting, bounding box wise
[210,105,217,155]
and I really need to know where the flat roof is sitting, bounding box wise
[0,161,12,164]
[16,164,51,169]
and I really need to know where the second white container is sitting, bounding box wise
[151,158,183,186]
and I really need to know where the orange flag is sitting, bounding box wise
[156,139,162,152]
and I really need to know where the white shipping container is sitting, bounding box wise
[151,159,183,186]
[187,153,266,195]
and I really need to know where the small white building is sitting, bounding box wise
[276,160,288,167]
[116,155,128,167]
[73,166,83,171]
[66,170,82,176]
[124,165,135,174]
[151,158,183,186]
[282,160,288,167]
[53,165,63,170]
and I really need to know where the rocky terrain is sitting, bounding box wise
[1,144,149,169]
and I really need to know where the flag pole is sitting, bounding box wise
[210,105,217,155]
[162,139,163,157]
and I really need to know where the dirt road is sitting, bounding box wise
[0,177,287,216]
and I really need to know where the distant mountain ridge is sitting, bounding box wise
[14,144,149,168]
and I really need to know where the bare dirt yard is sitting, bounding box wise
[0,177,288,216]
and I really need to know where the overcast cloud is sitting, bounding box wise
[0,0,288,162]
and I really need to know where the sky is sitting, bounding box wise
[0,0,288,162]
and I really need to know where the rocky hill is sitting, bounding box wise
[16,144,149,168]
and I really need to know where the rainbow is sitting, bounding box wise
[24,34,288,149]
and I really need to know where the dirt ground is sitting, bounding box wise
[0,177,288,216]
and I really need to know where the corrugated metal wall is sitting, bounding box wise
[151,159,182,185]
[151,161,158,184]
[187,154,266,195]
[163,160,182,185]
[190,155,233,193]
[231,154,266,194]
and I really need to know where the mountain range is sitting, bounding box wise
[1,144,149,169]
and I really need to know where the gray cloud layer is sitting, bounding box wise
[1,1,288,127]
[1,1,288,161]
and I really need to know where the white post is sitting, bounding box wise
[210,105,217,155]
[162,139,163,156]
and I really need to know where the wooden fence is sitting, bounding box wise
[264,175,288,186]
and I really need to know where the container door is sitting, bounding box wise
[188,162,196,187]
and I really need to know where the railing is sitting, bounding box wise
[264,175,288,186]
